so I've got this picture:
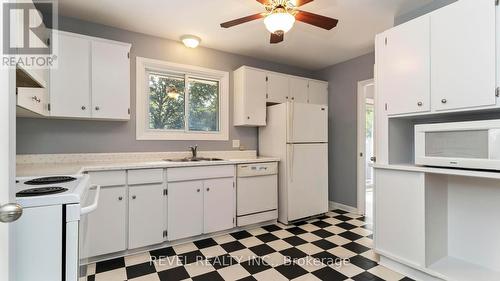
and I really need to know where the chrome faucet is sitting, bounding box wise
[189,145,198,159]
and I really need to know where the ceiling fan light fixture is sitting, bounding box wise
[180,35,201,48]
[264,11,296,34]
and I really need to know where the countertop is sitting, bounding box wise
[17,157,280,177]
[373,163,500,180]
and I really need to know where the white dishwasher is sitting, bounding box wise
[236,162,278,226]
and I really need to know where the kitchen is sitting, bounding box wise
[1,0,500,281]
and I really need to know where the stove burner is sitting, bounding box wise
[24,176,77,185]
[16,187,68,197]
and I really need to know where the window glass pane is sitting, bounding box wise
[187,78,219,132]
[148,73,185,130]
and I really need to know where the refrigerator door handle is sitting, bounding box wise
[290,102,295,143]
[290,145,294,182]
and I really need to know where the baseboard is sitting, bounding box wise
[329,201,359,214]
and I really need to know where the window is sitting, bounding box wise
[136,57,229,140]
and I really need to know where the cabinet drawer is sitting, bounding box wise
[167,165,235,182]
[88,170,126,187]
[128,169,164,185]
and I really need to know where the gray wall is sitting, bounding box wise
[394,0,457,25]
[313,53,375,206]
[16,16,313,154]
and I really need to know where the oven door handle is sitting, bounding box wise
[81,184,101,215]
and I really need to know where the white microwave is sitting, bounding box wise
[415,120,500,171]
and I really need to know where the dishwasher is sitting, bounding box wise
[236,162,278,226]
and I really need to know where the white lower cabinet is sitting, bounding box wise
[203,178,235,234]
[168,178,235,241]
[374,169,426,267]
[167,180,204,241]
[81,185,127,258]
[167,166,235,241]
[128,184,166,249]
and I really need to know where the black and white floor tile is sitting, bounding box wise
[81,210,413,281]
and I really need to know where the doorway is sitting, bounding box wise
[357,79,375,220]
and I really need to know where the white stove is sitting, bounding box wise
[16,175,91,208]
[14,174,100,281]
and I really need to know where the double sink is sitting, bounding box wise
[164,157,225,162]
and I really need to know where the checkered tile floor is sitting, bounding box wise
[81,210,413,281]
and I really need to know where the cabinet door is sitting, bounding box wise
[244,68,267,125]
[289,77,309,103]
[267,73,289,103]
[203,178,235,234]
[81,186,127,258]
[431,0,496,111]
[50,32,91,118]
[91,41,131,119]
[374,169,425,266]
[129,184,165,249]
[167,181,203,241]
[308,81,328,105]
[380,16,430,115]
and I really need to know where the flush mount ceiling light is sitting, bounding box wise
[181,35,201,48]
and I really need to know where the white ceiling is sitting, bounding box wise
[57,0,433,70]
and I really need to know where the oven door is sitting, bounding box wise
[66,185,100,281]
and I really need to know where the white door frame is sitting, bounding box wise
[356,79,375,216]
[0,0,18,278]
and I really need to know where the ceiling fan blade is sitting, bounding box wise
[293,0,314,7]
[255,0,270,4]
[220,13,265,28]
[295,10,339,30]
[270,32,284,44]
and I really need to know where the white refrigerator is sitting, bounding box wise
[259,102,329,224]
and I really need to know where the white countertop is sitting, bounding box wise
[373,163,500,180]
[17,157,280,177]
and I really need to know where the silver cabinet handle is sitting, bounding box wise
[441,99,447,104]
[417,102,423,107]
[206,188,210,192]
[247,116,250,120]
[0,203,23,223]
[81,106,86,110]
[197,189,200,193]
[31,96,41,103]
[95,106,100,111]
[132,195,136,200]
[118,196,123,201]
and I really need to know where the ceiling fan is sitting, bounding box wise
[220,0,339,44]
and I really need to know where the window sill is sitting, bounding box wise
[137,130,229,141]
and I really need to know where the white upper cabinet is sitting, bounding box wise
[430,0,496,111]
[379,15,431,115]
[50,32,92,118]
[50,30,131,120]
[233,67,267,126]
[234,66,328,126]
[289,77,309,103]
[91,40,131,119]
[308,80,328,105]
[266,72,289,103]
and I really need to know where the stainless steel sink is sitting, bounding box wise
[164,157,225,162]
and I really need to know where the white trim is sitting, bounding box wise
[357,79,375,216]
[135,57,229,141]
[329,201,359,214]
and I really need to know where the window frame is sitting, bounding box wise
[136,57,229,141]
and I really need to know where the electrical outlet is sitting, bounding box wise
[232,140,240,149]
